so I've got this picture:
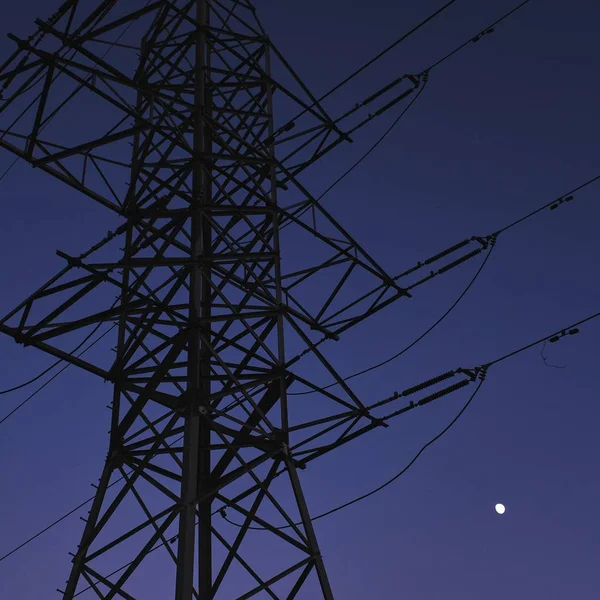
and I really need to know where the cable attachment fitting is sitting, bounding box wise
[407,73,422,87]
[476,365,490,381]
[457,367,476,381]
[476,233,497,248]
[550,194,574,211]
[471,27,495,43]
[548,328,580,344]
[471,233,497,249]
[458,365,489,381]
[417,70,430,84]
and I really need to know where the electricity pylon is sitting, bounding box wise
[0,0,491,597]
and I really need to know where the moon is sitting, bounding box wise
[495,503,506,515]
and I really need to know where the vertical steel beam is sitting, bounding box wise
[175,1,211,598]
[197,0,213,596]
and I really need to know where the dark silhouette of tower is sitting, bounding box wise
[0,1,495,597]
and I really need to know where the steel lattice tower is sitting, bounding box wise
[0,0,492,597]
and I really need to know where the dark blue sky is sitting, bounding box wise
[1,0,599,598]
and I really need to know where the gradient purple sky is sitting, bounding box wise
[1,0,599,598]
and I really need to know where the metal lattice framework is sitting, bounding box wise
[0,1,493,598]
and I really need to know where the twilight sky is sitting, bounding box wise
[1,0,599,598]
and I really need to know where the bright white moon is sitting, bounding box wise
[495,503,506,515]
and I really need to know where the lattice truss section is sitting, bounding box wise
[0,1,492,598]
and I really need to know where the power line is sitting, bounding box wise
[277,0,548,397]
[0,323,116,427]
[274,0,460,125]
[0,298,122,398]
[317,79,429,204]
[495,173,600,235]
[222,308,600,532]
[0,1,592,595]
[259,0,535,232]
[0,125,596,573]
[4,306,598,564]
[484,314,595,369]
[11,159,581,416]
[76,374,486,596]
[0,1,154,409]
[290,234,497,396]
[318,0,459,101]
[0,497,99,565]
[0,161,593,551]
[0,432,185,565]
[289,169,600,395]
[0,0,582,587]
[0,359,62,395]
[0,0,550,410]
[0,53,429,410]
[274,0,533,142]
[280,75,429,232]
[0,0,426,413]
[223,374,487,531]
[426,0,533,73]
[275,0,537,247]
